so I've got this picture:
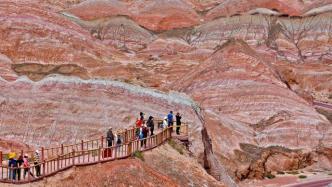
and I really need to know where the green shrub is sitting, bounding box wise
[133,151,144,161]
[286,171,299,175]
[298,175,307,179]
[266,172,276,179]
[277,171,285,175]
[168,139,184,155]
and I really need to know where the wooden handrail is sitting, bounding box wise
[0,124,188,184]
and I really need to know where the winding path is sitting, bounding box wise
[0,123,189,184]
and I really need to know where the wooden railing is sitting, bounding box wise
[0,123,188,184]
[1,120,185,161]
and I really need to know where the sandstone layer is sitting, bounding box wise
[177,39,332,179]
[0,75,203,154]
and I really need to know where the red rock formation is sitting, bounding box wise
[0,1,117,81]
[30,144,225,186]
[65,0,130,20]
[66,0,201,31]
[205,0,332,20]
[1,0,332,185]
[0,76,203,152]
[129,0,201,31]
[275,61,332,103]
[205,0,303,20]
[43,158,180,186]
[176,39,332,178]
[0,138,31,154]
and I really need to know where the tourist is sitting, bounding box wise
[135,118,143,139]
[116,134,122,145]
[139,112,144,121]
[141,125,149,148]
[162,117,168,129]
[34,150,41,177]
[136,117,143,128]
[146,116,154,136]
[176,112,182,135]
[139,127,144,147]
[167,111,174,127]
[23,154,34,179]
[16,155,24,181]
[116,134,122,156]
[8,151,17,180]
[106,127,114,147]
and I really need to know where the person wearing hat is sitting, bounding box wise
[34,150,41,177]
[146,116,155,136]
[8,150,17,180]
[106,127,114,147]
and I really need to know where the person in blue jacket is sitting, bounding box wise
[167,111,173,127]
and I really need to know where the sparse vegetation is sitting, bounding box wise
[298,175,307,179]
[287,171,300,175]
[265,172,276,179]
[133,150,144,161]
[168,139,184,155]
[277,171,285,175]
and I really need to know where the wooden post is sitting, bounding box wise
[42,147,45,176]
[61,144,64,155]
[27,164,31,182]
[98,146,101,163]
[125,129,128,143]
[57,155,59,170]
[127,142,132,156]
[0,151,2,166]
[101,136,104,148]
[81,140,84,151]
[72,149,75,166]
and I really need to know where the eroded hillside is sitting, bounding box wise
[0,0,331,186]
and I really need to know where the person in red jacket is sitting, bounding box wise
[135,118,143,128]
[135,118,143,139]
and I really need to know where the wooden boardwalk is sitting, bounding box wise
[0,122,189,184]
